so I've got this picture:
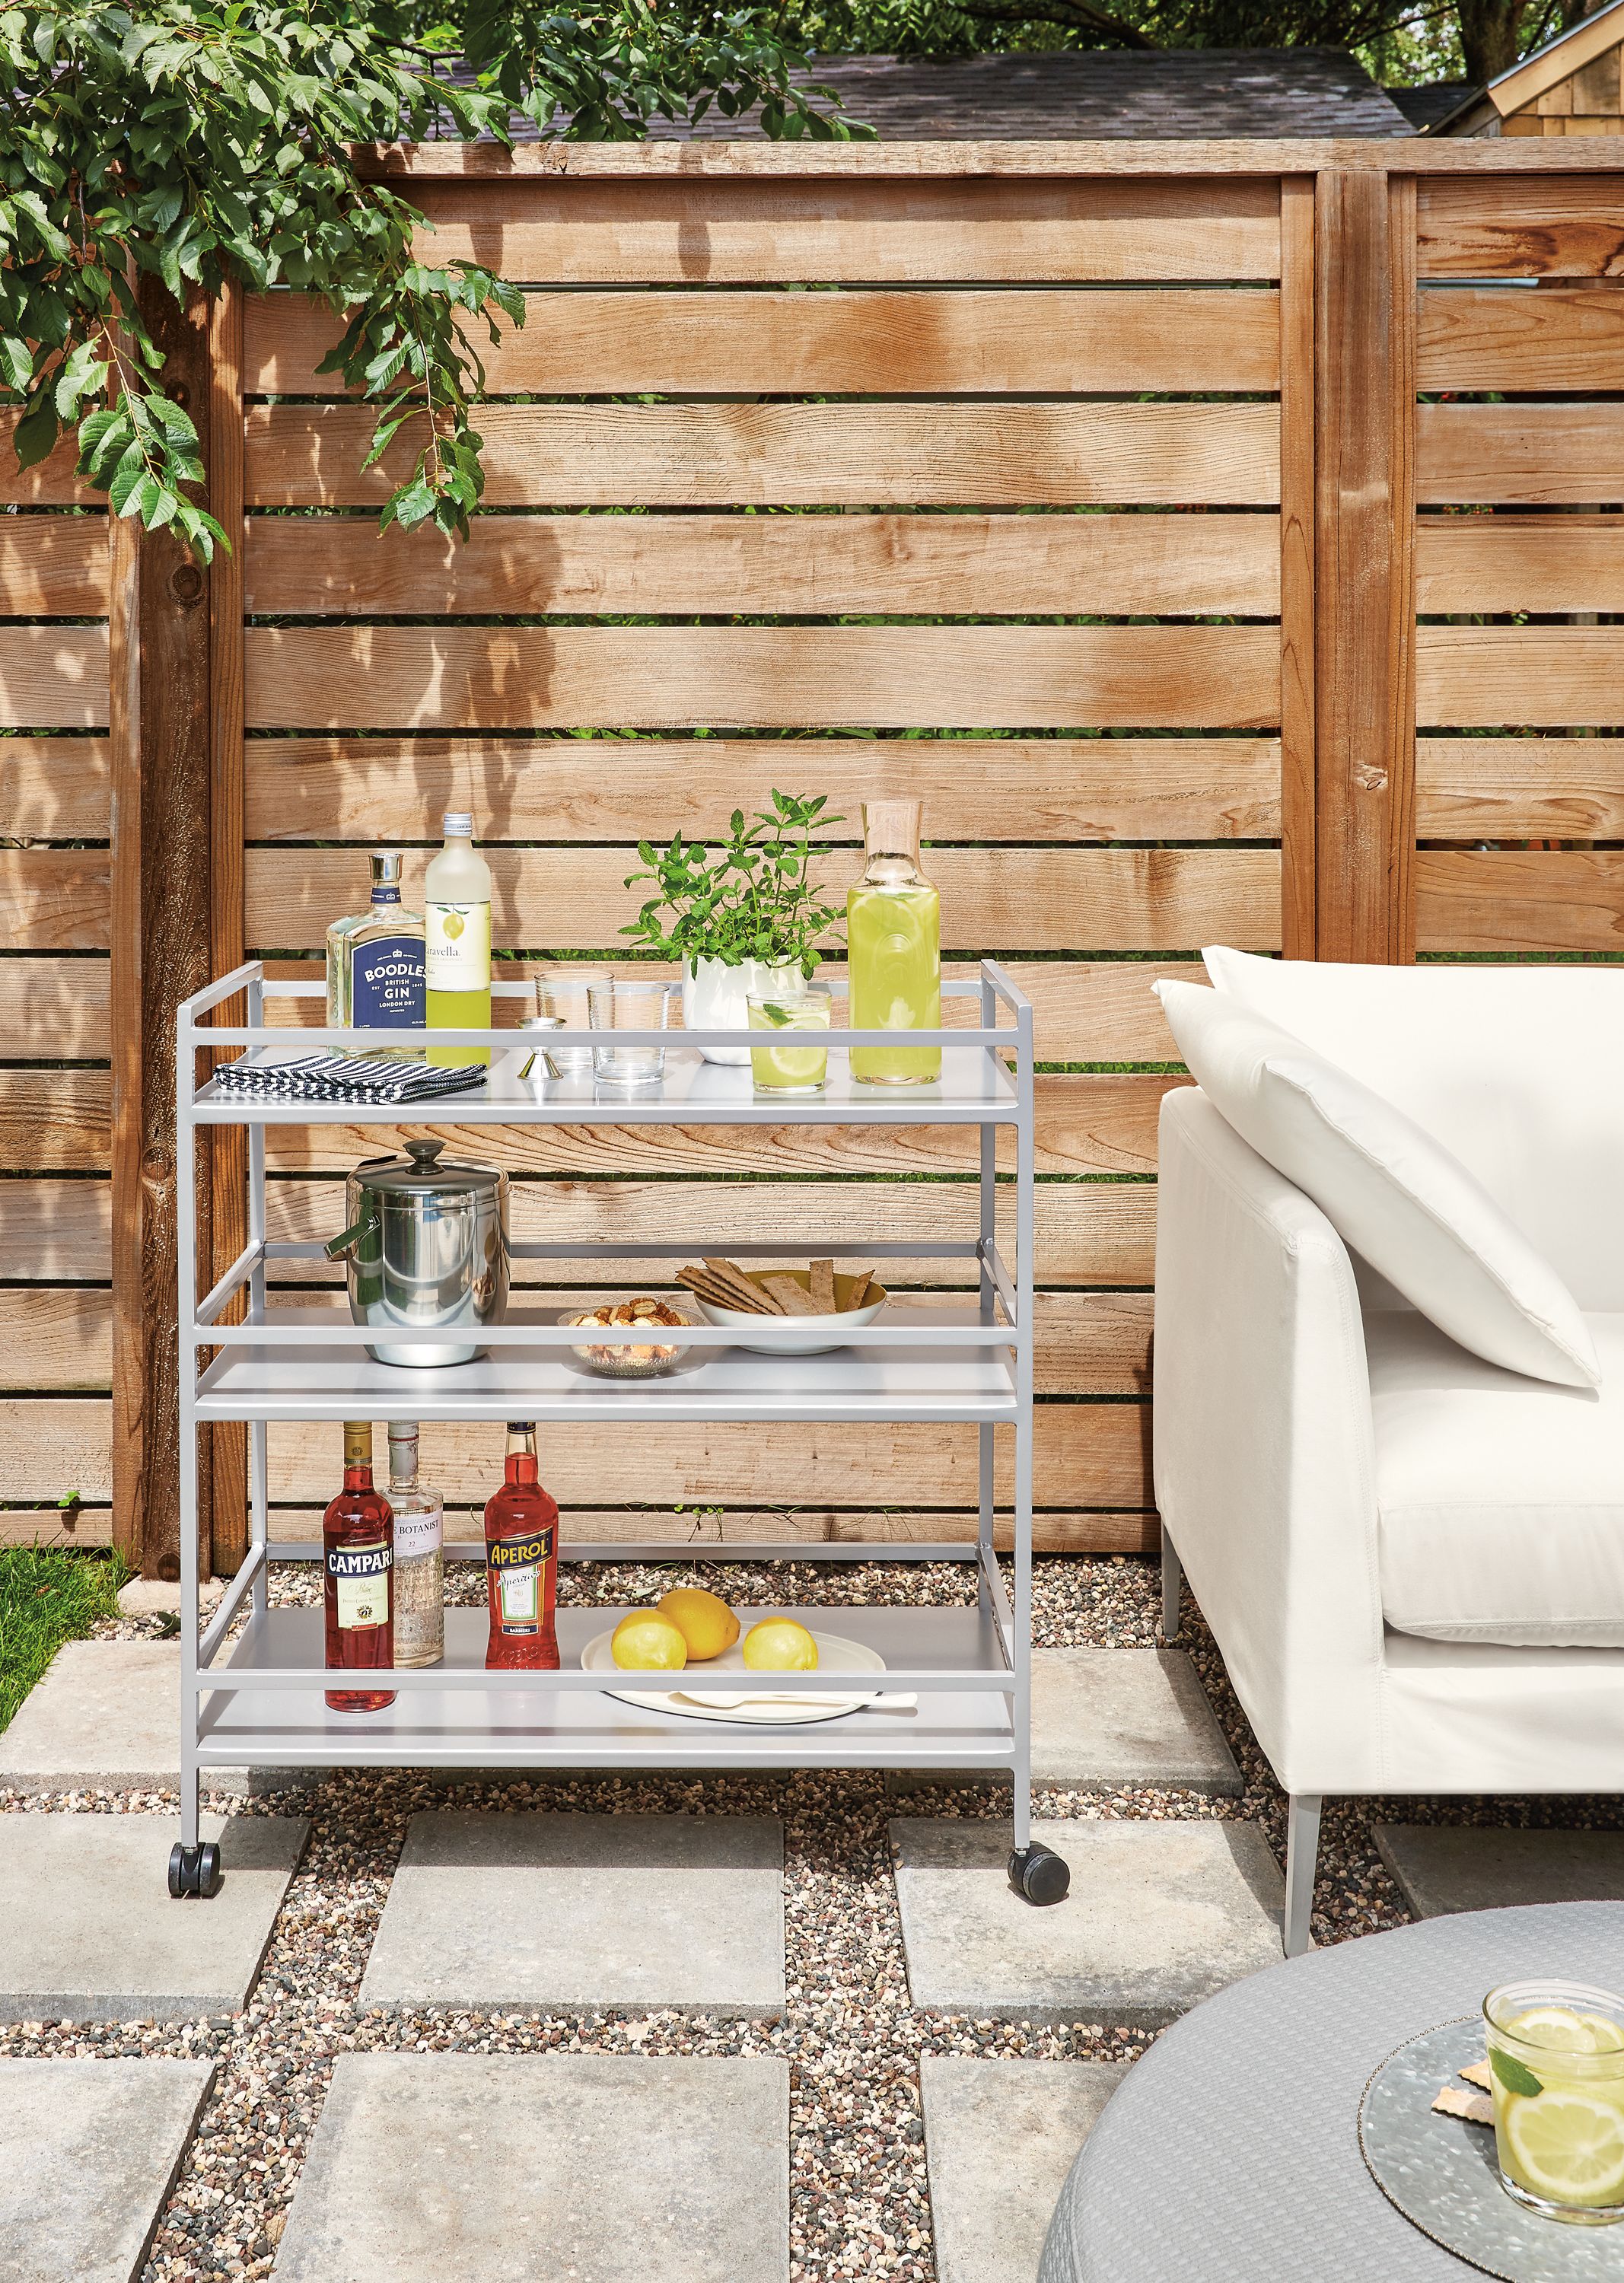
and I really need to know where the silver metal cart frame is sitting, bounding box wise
[171,960,1065,1902]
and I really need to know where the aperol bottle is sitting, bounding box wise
[484,1423,559,1670]
[323,1421,396,1713]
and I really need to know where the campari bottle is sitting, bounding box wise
[484,1423,560,1670]
[323,1421,396,1713]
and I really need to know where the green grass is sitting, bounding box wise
[0,1546,132,1733]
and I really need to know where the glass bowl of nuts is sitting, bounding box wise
[561,1297,693,1379]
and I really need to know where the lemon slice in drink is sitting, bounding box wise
[1509,2005,1624,2053]
[1505,2089,1624,2206]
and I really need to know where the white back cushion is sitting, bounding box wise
[1156,979,1600,1389]
[1202,947,1624,1308]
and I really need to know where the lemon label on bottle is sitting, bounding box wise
[426,901,491,994]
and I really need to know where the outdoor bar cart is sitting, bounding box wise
[171,962,1065,1906]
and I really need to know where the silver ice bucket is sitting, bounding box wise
[325,1137,508,1367]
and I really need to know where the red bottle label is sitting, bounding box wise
[487,1524,554,1635]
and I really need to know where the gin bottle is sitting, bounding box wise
[326,852,425,1051]
[484,1424,559,1671]
[387,1422,444,1669]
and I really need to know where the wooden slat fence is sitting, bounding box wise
[2,138,1620,1574]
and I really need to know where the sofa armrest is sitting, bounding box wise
[1154,1087,1388,1793]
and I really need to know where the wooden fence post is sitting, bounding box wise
[1313,169,1418,963]
[110,281,220,1581]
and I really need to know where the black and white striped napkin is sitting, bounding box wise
[212,1051,488,1104]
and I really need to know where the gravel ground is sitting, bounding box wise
[7,1549,1624,2281]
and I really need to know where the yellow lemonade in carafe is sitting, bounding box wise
[847,800,941,1086]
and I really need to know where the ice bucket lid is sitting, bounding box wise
[353,1136,503,1201]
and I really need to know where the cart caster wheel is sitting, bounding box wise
[1008,1842,1069,1907]
[168,1842,222,1899]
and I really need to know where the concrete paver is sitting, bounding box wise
[921,2058,1127,2283]
[1375,1823,1624,1919]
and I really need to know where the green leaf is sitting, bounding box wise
[12,399,58,470]
[1490,2049,1544,2100]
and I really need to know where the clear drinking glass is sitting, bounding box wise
[533,963,607,1073]
[747,988,831,1094]
[1483,1980,1624,2224]
[588,976,673,1085]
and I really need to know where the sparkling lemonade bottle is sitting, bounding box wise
[425,811,492,1068]
[846,798,941,1085]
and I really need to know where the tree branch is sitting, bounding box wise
[957,0,1161,45]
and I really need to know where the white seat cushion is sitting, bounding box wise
[1370,1310,1624,1648]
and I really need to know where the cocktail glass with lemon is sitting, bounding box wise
[747,989,830,1095]
[1484,1980,1624,2224]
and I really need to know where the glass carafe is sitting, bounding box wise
[846,800,941,1085]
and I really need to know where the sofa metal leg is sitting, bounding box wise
[1284,1794,1321,1958]
[1161,1532,1183,1641]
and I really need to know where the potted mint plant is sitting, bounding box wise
[622,791,845,1065]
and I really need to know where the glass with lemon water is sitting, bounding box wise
[747,988,830,1094]
[1484,1982,1624,2223]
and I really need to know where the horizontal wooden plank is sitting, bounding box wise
[1416,628,1624,726]
[0,852,111,951]
[359,138,1624,177]
[244,511,1282,620]
[1417,285,1624,389]
[244,626,1282,732]
[0,1290,110,1390]
[266,1173,1160,1288]
[1418,404,1624,505]
[0,1179,111,1279]
[0,1073,110,1170]
[0,627,108,728]
[266,1504,1160,1554]
[1416,514,1624,612]
[0,1399,110,1500]
[1416,736,1624,838]
[0,416,94,505]
[0,1508,113,1549]
[2,737,112,839]
[401,174,1282,282]
[260,1406,1151,1508]
[1417,179,1624,277]
[0,958,110,1059]
[1416,849,1624,953]
[245,402,1282,510]
[247,286,1282,395]
[248,847,1279,956]
[257,1075,1184,1180]
[243,737,1280,845]
[260,954,1195,1063]
[0,516,108,615]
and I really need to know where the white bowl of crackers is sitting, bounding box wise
[677,1257,887,1355]
[562,1297,693,1378]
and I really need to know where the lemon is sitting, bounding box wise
[1509,2007,1624,2055]
[741,1618,818,1673]
[1504,2089,1624,2206]
[657,1587,740,1663]
[610,1611,688,1671]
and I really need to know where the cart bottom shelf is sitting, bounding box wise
[196,1606,1018,1772]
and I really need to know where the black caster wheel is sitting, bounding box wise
[1008,1842,1070,1907]
[168,1841,223,1899]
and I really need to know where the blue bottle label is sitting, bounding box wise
[352,934,425,1027]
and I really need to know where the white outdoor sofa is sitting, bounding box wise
[1153,952,1624,1955]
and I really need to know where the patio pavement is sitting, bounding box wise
[1374,1823,1624,1918]
[0,1641,297,1796]
[920,2059,1126,2283]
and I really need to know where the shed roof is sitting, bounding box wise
[624,47,1417,140]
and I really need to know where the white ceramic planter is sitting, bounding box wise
[683,955,804,1066]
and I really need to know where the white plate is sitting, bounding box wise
[581,1622,887,1724]
[692,1271,888,1355]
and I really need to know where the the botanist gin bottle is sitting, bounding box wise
[387,1422,444,1668]
[326,852,425,1051]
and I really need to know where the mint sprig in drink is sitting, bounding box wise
[1484,1981,1624,2224]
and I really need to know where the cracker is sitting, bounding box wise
[1432,2086,1493,2125]
[761,1274,822,1317]
[809,1258,836,1313]
[704,1256,787,1314]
